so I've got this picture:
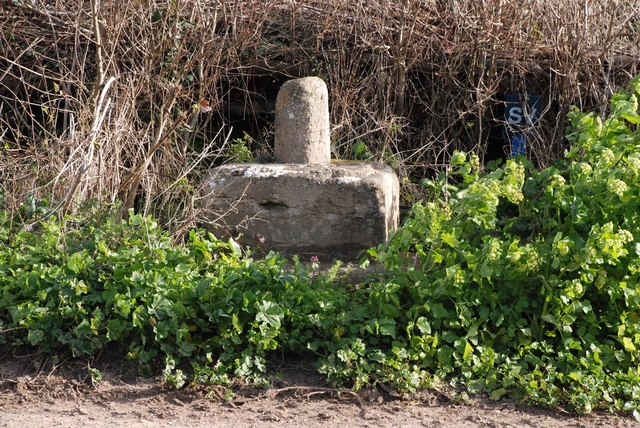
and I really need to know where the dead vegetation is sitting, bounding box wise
[1,0,639,233]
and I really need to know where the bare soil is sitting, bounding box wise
[0,351,638,428]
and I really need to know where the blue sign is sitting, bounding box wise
[505,94,541,157]
[505,94,541,127]
[510,134,526,157]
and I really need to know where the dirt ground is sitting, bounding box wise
[0,352,638,428]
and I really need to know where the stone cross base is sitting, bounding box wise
[203,162,399,260]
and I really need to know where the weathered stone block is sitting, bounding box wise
[203,162,399,260]
[274,77,331,164]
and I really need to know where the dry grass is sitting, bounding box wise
[1,0,639,233]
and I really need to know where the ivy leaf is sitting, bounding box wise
[67,251,87,274]
[178,341,195,357]
[106,319,127,341]
[431,304,449,319]
[27,329,44,346]
[255,300,283,329]
[437,346,453,365]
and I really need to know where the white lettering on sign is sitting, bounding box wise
[507,107,538,125]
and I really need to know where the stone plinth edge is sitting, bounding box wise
[203,162,399,260]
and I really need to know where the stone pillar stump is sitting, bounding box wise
[203,76,400,260]
[274,77,331,164]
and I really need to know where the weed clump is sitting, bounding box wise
[2,80,640,420]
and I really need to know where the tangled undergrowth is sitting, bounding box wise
[2,0,639,233]
[1,78,640,421]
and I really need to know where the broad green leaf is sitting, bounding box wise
[255,300,283,328]
[175,263,191,274]
[622,337,636,352]
[431,303,449,319]
[67,251,87,274]
[369,350,385,363]
[441,232,460,248]
[231,313,243,333]
[415,317,431,334]
[27,329,44,345]
[568,372,582,381]
[463,341,474,361]
[541,314,558,326]
[437,346,453,366]
[490,388,507,400]
[106,319,127,341]
[378,319,397,338]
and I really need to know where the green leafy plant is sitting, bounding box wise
[227,133,254,163]
[1,77,640,421]
[352,140,373,161]
[0,205,359,388]
[362,76,640,416]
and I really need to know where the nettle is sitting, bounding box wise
[359,77,640,416]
